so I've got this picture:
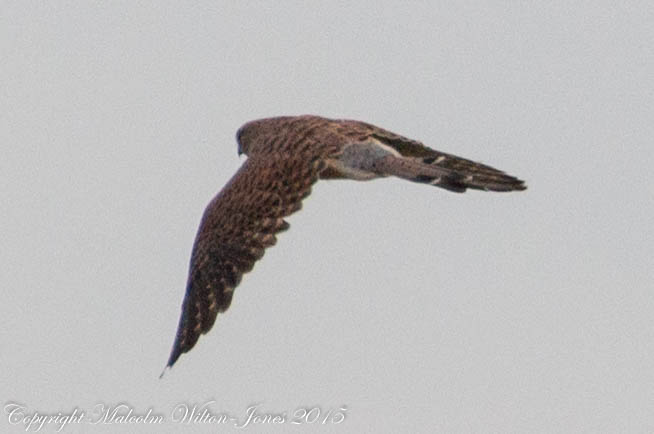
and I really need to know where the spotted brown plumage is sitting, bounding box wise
[163,115,526,372]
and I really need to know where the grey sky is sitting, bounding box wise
[2,2,653,433]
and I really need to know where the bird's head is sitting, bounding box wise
[235,123,251,156]
[236,116,297,157]
[236,119,273,156]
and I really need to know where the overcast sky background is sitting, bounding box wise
[2,2,653,433]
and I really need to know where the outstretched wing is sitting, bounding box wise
[329,120,526,192]
[164,154,326,369]
[373,151,526,192]
[367,130,526,192]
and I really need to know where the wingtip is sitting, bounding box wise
[160,346,182,379]
[481,175,527,192]
[163,352,179,376]
[514,179,527,191]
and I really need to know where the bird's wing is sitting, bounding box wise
[165,154,326,369]
[373,151,527,192]
[328,121,526,192]
[366,130,526,192]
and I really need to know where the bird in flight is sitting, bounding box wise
[163,115,526,372]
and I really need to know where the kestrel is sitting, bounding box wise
[163,115,526,371]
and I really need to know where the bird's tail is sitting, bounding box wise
[376,153,526,193]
